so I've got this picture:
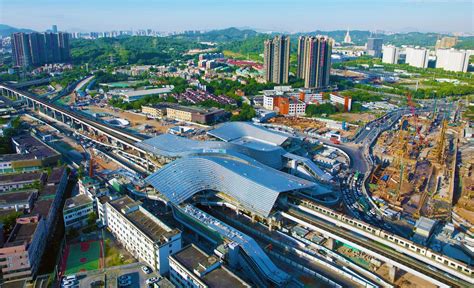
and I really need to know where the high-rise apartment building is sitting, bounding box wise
[264,35,290,84]
[12,32,70,67]
[436,49,471,72]
[366,37,383,58]
[405,47,429,68]
[382,45,399,64]
[12,33,32,67]
[52,25,58,33]
[297,36,332,89]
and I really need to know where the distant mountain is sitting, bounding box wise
[0,24,35,37]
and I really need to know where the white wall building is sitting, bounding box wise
[436,49,471,72]
[329,93,352,111]
[103,196,182,273]
[405,47,429,68]
[63,194,94,230]
[382,45,399,64]
[169,244,250,288]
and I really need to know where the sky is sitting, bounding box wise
[0,0,473,33]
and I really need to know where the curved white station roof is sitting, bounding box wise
[136,133,286,169]
[208,122,289,146]
[145,154,315,217]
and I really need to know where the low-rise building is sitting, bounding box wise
[63,194,94,230]
[166,106,227,124]
[0,172,46,192]
[0,134,60,174]
[263,94,306,116]
[78,176,109,199]
[413,216,437,245]
[0,215,47,282]
[329,93,352,112]
[142,103,178,119]
[109,86,174,102]
[103,196,182,273]
[169,244,250,288]
[0,190,37,212]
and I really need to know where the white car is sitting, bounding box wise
[141,266,152,274]
[146,277,160,285]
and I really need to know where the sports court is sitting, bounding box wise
[61,240,104,275]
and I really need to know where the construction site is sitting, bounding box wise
[369,96,462,221]
[267,116,359,140]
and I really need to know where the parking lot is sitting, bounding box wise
[74,262,161,288]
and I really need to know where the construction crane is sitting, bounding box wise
[407,93,425,147]
[89,148,95,178]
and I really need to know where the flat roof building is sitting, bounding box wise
[103,196,182,273]
[166,106,227,125]
[0,216,47,282]
[0,134,60,174]
[0,172,46,192]
[110,87,174,102]
[169,244,250,288]
[63,194,94,230]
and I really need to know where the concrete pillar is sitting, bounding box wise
[327,237,335,250]
[388,263,397,283]
[251,214,257,223]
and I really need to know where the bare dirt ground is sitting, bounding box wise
[376,264,436,288]
[329,112,378,125]
[86,105,175,134]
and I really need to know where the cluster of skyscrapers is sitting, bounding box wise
[264,35,333,89]
[12,32,71,68]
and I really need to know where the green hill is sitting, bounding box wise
[0,24,35,37]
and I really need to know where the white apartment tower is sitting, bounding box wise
[382,45,399,64]
[436,49,471,72]
[405,47,429,68]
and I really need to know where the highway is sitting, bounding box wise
[284,208,469,288]
[0,84,145,148]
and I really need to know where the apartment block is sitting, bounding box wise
[330,93,352,112]
[169,244,250,288]
[63,194,94,230]
[0,216,47,282]
[103,196,182,273]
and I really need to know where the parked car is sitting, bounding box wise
[141,266,152,274]
[146,277,160,285]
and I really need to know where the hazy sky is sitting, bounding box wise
[0,0,473,33]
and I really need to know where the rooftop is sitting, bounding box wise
[9,134,59,160]
[146,154,315,217]
[109,196,179,243]
[167,105,224,115]
[5,221,38,246]
[47,167,66,184]
[415,217,437,232]
[119,87,173,98]
[173,244,249,288]
[207,122,289,146]
[64,194,93,210]
[0,190,36,205]
[31,199,53,218]
[0,171,45,185]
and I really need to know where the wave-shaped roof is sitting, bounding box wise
[145,154,315,217]
[208,122,289,146]
[136,133,286,169]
